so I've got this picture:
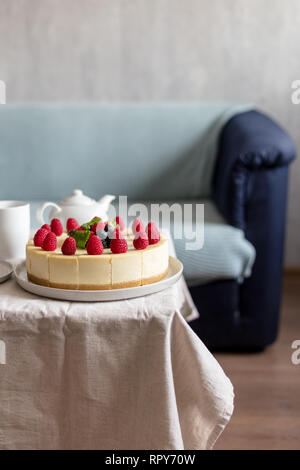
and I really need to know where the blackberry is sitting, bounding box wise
[102,236,111,249]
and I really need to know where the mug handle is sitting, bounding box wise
[36,202,62,225]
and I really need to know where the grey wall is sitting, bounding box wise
[0,0,300,264]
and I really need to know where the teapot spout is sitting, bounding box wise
[97,194,116,212]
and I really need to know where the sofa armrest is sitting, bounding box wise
[213,110,296,230]
[210,110,296,347]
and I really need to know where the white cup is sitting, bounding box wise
[0,201,30,260]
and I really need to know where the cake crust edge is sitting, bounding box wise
[27,268,168,290]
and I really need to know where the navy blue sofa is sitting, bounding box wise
[189,110,296,351]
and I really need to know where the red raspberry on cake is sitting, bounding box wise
[50,218,63,236]
[66,217,80,232]
[133,231,149,250]
[147,222,160,245]
[110,229,128,253]
[91,221,105,233]
[132,218,145,236]
[61,237,76,256]
[34,228,48,247]
[86,235,103,255]
[41,224,51,232]
[42,232,57,251]
[115,216,125,231]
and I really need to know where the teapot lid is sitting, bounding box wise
[59,189,95,206]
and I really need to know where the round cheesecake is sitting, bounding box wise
[26,231,169,290]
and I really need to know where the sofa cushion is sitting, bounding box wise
[173,200,255,285]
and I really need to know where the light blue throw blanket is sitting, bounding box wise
[0,102,252,200]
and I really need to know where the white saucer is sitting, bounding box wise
[0,261,13,283]
[14,256,183,302]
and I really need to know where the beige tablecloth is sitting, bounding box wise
[0,272,233,450]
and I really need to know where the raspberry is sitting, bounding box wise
[42,232,57,251]
[66,218,80,232]
[132,218,145,236]
[86,235,103,255]
[91,221,105,233]
[50,218,63,236]
[41,224,51,232]
[133,231,149,250]
[147,222,160,245]
[110,229,128,253]
[34,228,48,247]
[61,237,76,255]
[115,216,125,231]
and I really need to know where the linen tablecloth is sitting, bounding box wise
[0,271,233,450]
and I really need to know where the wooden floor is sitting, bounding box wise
[214,275,300,450]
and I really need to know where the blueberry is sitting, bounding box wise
[97,229,107,241]
[105,224,114,233]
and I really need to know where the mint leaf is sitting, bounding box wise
[68,229,91,248]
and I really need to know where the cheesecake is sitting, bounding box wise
[26,228,169,290]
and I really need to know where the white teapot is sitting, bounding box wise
[37,190,115,227]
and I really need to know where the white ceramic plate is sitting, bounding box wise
[0,260,13,283]
[14,256,183,302]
